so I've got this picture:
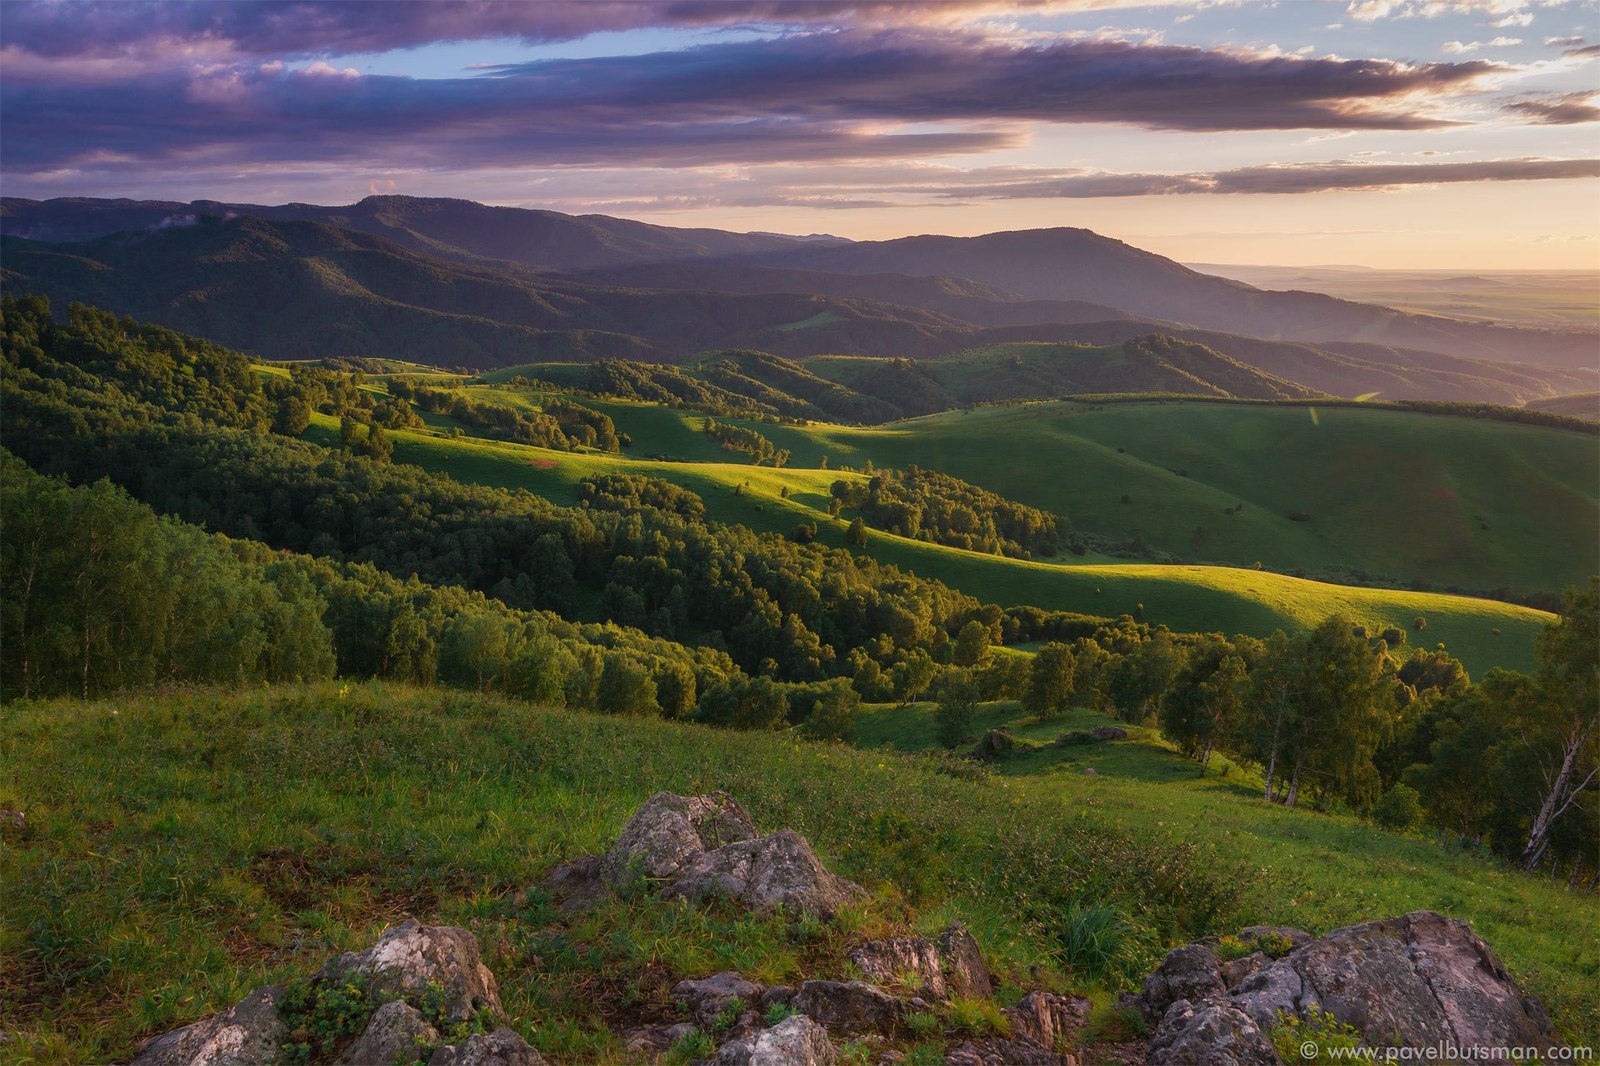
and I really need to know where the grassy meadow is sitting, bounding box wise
[304,396,1561,676]
[3,683,1595,1063]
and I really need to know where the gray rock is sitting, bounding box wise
[664,829,866,920]
[1081,768,1098,776]
[427,1027,545,1066]
[1091,726,1128,741]
[319,920,500,1023]
[714,1014,837,1065]
[848,936,946,999]
[1230,911,1562,1056]
[674,972,765,1029]
[1004,991,1089,1051]
[1133,943,1225,1026]
[1220,952,1269,992]
[622,1021,698,1057]
[936,923,993,1000]
[0,809,24,833]
[1147,999,1281,1065]
[338,1000,439,1065]
[130,985,288,1066]
[760,987,797,1012]
[604,791,758,885]
[793,980,901,1034]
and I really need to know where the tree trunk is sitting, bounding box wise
[1516,724,1599,871]
[1284,762,1305,807]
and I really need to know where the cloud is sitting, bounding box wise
[1346,0,1535,22]
[1502,92,1600,123]
[934,157,1600,197]
[0,30,1502,183]
[1442,36,1522,52]
[0,1,1238,60]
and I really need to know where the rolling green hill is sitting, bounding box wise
[379,379,1596,602]
[320,401,1560,675]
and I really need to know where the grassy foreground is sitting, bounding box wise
[3,683,1596,1062]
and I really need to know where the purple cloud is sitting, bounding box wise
[0,1,1061,59]
[0,30,1500,185]
[939,158,1600,198]
[1502,93,1600,125]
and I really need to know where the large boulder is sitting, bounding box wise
[603,791,758,885]
[848,936,946,999]
[427,1027,545,1066]
[664,829,866,919]
[1229,911,1561,1055]
[1132,911,1563,1061]
[714,1014,838,1065]
[337,1000,439,1066]
[1090,726,1128,741]
[319,920,500,1023]
[130,985,288,1066]
[792,980,902,1034]
[1147,999,1281,1065]
[937,923,993,1000]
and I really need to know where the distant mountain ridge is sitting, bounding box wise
[753,228,1598,369]
[3,195,1594,404]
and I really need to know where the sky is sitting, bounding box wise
[2,0,1598,268]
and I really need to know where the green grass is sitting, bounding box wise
[3,683,1594,1062]
[307,405,1556,675]
[413,386,1598,603]
[851,698,1599,1042]
[769,399,1598,599]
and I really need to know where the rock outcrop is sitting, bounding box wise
[319,919,501,1023]
[1133,911,1562,1061]
[848,936,947,998]
[664,829,866,919]
[426,1027,545,1066]
[793,980,903,1034]
[130,985,288,1066]
[129,923,542,1066]
[673,972,765,1029]
[713,1014,838,1065]
[337,1000,438,1065]
[944,990,1089,1066]
[937,923,994,999]
[543,793,865,920]
[1147,999,1280,1066]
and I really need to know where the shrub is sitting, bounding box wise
[763,1001,798,1027]
[1270,1008,1364,1063]
[664,1028,714,1064]
[1372,784,1424,833]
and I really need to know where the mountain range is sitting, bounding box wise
[3,194,1594,405]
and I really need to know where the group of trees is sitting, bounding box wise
[830,466,1077,560]
[932,603,1596,884]
[0,295,1092,699]
[389,378,621,451]
[703,419,790,466]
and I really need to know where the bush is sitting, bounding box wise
[1372,784,1424,832]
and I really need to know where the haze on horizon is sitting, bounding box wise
[2,0,1598,270]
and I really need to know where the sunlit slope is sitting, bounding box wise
[311,411,1554,674]
[771,400,1598,597]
